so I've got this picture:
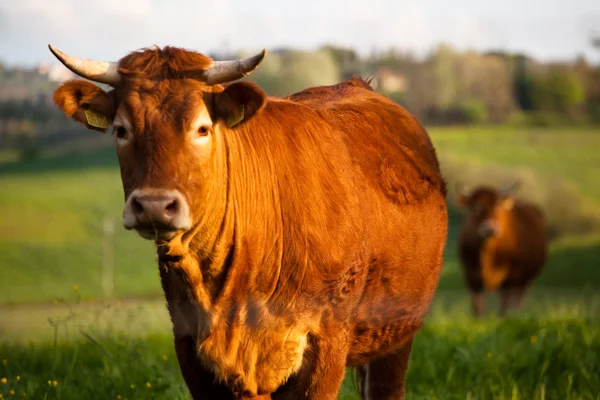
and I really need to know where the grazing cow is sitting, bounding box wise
[48,44,448,400]
[456,182,548,317]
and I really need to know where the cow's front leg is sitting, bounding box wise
[174,335,236,400]
[274,333,348,400]
[175,336,272,400]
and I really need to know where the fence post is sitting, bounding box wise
[102,215,115,297]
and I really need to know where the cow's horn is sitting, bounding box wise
[500,180,521,196]
[48,45,122,87]
[456,183,469,197]
[202,49,267,85]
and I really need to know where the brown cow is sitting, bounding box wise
[456,182,548,318]
[49,44,448,400]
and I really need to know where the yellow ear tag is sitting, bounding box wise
[84,109,110,130]
[503,197,515,210]
[226,105,245,128]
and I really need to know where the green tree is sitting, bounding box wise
[245,49,341,97]
[513,55,536,111]
[532,70,584,111]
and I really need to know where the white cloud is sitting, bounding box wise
[0,0,598,65]
[92,0,154,19]
[448,10,495,50]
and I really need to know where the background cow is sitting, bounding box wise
[456,182,548,317]
[48,44,448,400]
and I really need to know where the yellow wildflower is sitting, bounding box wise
[9,390,14,396]
[16,376,20,381]
[1,360,6,365]
[73,285,79,292]
[117,396,122,399]
[146,382,151,388]
[162,354,168,361]
[1,377,7,384]
[130,384,135,389]
[487,352,493,359]
[530,335,538,343]
[52,380,58,387]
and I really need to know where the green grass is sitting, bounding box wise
[1,291,598,400]
[0,148,158,304]
[1,125,599,398]
[428,126,600,207]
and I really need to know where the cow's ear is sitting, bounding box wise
[53,80,115,133]
[454,184,470,208]
[455,194,468,207]
[212,81,266,128]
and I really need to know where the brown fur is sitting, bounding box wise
[52,46,448,399]
[457,186,548,317]
[118,45,214,80]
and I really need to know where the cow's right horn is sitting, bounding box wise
[201,49,267,85]
[48,45,122,87]
[500,180,521,196]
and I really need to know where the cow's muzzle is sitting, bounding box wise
[478,219,500,239]
[122,188,192,241]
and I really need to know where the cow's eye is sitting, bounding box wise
[197,126,210,137]
[113,126,127,139]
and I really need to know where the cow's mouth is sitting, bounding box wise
[134,227,180,242]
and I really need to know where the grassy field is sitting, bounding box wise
[429,126,600,206]
[0,125,599,399]
[1,291,598,399]
[0,148,157,305]
[0,126,599,305]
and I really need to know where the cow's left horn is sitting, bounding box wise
[500,180,521,196]
[202,49,267,85]
[456,183,469,197]
[48,45,122,87]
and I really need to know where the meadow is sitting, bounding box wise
[0,125,599,399]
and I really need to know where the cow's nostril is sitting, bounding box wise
[165,199,178,215]
[132,198,144,216]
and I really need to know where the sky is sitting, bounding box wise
[0,0,599,67]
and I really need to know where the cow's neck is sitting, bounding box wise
[157,123,284,312]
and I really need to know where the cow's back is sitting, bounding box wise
[505,201,548,284]
[290,77,446,206]
[287,78,448,364]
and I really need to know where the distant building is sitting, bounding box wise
[373,68,407,93]
[37,63,74,83]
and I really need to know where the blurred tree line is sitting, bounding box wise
[1,42,599,157]
[241,43,600,126]
[0,64,67,155]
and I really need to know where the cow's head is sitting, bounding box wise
[455,181,520,240]
[49,45,267,243]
